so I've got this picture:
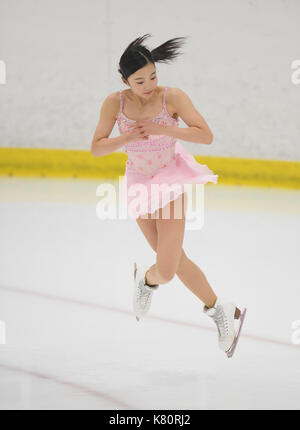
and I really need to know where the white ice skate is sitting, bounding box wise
[133,262,159,322]
[203,297,247,358]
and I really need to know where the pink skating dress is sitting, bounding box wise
[117,86,218,219]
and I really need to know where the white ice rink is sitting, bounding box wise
[0,177,300,410]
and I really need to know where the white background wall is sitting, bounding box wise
[0,0,299,160]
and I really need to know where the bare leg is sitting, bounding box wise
[145,264,166,285]
[146,250,217,308]
[145,192,186,285]
[137,193,217,308]
[176,251,217,308]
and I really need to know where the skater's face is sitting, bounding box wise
[123,63,158,98]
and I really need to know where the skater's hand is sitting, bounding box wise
[126,119,166,142]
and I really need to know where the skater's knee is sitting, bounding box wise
[155,249,188,283]
[155,264,177,283]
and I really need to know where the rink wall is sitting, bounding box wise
[0,0,299,189]
[0,147,299,190]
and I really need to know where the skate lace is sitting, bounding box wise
[138,281,151,306]
[213,308,229,338]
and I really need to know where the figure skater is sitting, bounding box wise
[91,34,246,358]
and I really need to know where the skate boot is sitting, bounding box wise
[133,262,159,322]
[203,297,247,358]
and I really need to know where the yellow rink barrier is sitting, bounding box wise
[0,147,299,190]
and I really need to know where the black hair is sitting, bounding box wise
[118,34,188,82]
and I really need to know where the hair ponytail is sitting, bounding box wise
[118,34,188,81]
[151,37,187,64]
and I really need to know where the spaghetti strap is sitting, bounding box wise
[163,86,168,111]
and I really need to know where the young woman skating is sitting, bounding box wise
[91,34,247,358]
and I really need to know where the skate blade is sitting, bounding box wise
[226,308,247,358]
[134,262,137,280]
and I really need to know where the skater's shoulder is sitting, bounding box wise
[100,92,122,121]
[169,87,214,140]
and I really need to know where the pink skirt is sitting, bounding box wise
[124,141,218,219]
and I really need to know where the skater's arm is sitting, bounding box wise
[91,94,130,157]
[91,134,129,157]
[163,88,213,145]
[162,124,212,144]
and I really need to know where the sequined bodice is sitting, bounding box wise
[117,87,179,176]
